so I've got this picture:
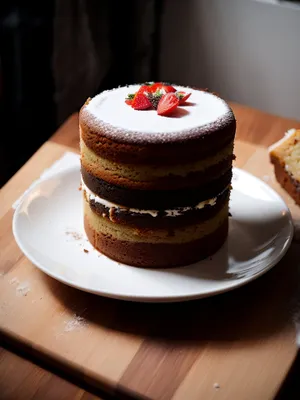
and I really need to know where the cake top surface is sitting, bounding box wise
[81,84,235,143]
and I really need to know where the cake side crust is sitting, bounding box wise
[85,187,230,229]
[80,120,236,165]
[81,166,232,209]
[84,216,228,268]
[270,154,300,205]
[84,195,229,244]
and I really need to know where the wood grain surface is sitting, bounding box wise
[1,104,300,400]
[0,347,101,400]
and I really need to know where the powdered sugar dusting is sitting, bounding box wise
[9,277,20,285]
[9,277,31,297]
[82,84,233,144]
[268,128,297,153]
[64,314,87,332]
[16,281,30,297]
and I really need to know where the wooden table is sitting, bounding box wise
[1,104,300,400]
[0,347,101,400]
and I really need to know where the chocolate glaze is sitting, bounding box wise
[84,216,228,268]
[82,166,232,209]
[88,188,230,229]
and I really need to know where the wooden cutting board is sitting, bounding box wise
[1,138,300,400]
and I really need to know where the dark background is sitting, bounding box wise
[0,0,164,187]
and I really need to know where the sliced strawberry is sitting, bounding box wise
[137,84,152,95]
[143,82,176,93]
[161,84,176,93]
[148,82,162,93]
[125,93,135,106]
[148,82,176,94]
[132,93,152,110]
[157,93,179,116]
[176,91,192,104]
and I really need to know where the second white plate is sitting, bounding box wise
[13,166,293,302]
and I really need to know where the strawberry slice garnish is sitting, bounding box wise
[176,91,192,104]
[157,93,179,116]
[148,82,162,93]
[132,93,152,110]
[137,84,153,95]
[125,93,135,106]
[150,82,176,93]
[161,84,176,93]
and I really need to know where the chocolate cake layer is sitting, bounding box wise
[80,121,236,165]
[84,215,228,268]
[81,137,235,190]
[85,187,230,229]
[271,155,300,205]
[82,166,232,209]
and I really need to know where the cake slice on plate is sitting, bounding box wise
[269,128,300,205]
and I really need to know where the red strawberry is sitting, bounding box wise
[176,91,192,104]
[152,82,176,93]
[125,93,135,106]
[137,84,152,95]
[148,82,176,94]
[157,93,179,116]
[148,82,162,93]
[132,93,152,110]
[161,84,176,93]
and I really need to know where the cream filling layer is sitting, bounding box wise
[82,180,221,218]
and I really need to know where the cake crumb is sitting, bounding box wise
[262,175,270,182]
[83,249,89,253]
[16,281,30,297]
[78,183,82,191]
[214,383,220,390]
[9,277,20,285]
[65,231,82,241]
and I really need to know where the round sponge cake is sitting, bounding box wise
[80,84,236,267]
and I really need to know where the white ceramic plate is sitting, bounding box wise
[13,166,293,303]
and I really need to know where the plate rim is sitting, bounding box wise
[12,165,294,303]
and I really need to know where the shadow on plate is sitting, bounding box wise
[159,212,291,283]
[42,243,299,345]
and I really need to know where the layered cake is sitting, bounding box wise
[269,128,300,205]
[79,82,236,267]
